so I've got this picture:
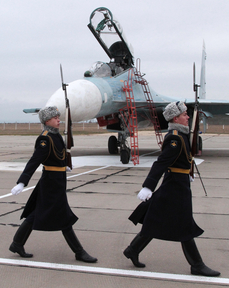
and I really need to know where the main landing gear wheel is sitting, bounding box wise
[108,135,118,154]
[120,148,130,164]
[108,133,131,164]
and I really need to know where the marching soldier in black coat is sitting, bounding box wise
[123,101,220,277]
[9,106,97,263]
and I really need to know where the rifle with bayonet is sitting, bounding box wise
[60,64,74,169]
[190,63,207,196]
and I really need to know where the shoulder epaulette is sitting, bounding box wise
[172,130,178,135]
[42,130,49,136]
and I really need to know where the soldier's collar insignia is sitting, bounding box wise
[170,140,177,148]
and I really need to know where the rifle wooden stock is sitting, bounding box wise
[189,106,207,195]
[66,106,74,169]
[190,108,199,178]
[60,65,74,170]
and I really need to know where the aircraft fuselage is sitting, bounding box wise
[46,68,173,126]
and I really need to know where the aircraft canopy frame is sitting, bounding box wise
[88,7,134,68]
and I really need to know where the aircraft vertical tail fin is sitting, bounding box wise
[199,41,207,99]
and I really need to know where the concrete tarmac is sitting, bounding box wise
[0,131,229,287]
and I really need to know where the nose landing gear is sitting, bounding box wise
[108,132,131,164]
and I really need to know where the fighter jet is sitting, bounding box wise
[25,7,229,165]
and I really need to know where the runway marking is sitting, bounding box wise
[0,166,110,199]
[0,186,36,199]
[0,258,228,285]
[67,165,110,179]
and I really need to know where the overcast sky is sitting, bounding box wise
[1,0,229,122]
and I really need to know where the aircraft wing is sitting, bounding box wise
[114,97,229,116]
[185,99,229,116]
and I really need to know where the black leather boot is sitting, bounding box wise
[181,239,220,277]
[9,220,33,258]
[123,233,153,268]
[62,228,97,263]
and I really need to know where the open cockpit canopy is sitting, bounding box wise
[88,7,134,71]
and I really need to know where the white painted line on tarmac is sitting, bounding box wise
[67,165,110,179]
[0,258,227,285]
[0,166,110,199]
[0,186,36,199]
[0,154,158,172]
[72,155,158,168]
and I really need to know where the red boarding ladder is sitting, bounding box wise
[120,69,139,165]
[134,59,163,148]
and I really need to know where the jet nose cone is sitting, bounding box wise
[46,79,102,122]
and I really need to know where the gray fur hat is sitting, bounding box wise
[163,101,187,122]
[38,106,61,124]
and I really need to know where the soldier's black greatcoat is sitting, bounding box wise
[18,129,78,231]
[129,129,204,242]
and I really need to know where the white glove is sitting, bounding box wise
[11,183,24,195]
[137,187,153,201]
[189,174,195,182]
[66,165,74,172]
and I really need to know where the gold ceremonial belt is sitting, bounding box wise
[168,167,190,174]
[43,165,66,172]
